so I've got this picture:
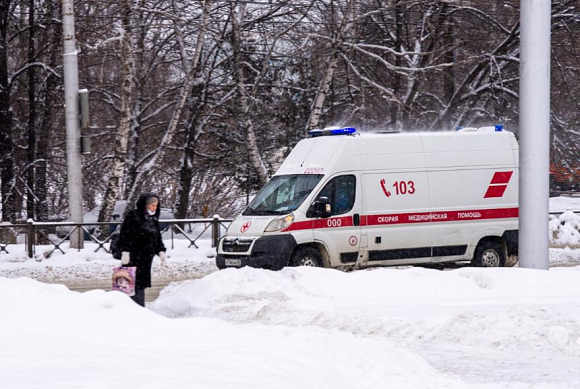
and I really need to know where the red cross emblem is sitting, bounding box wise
[240,221,252,233]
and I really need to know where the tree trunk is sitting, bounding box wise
[26,0,36,220]
[36,0,61,222]
[174,112,207,219]
[0,0,15,222]
[98,0,135,224]
[123,114,140,200]
[123,0,147,200]
[230,2,269,186]
[441,2,455,129]
[306,53,339,133]
[390,1,404,130]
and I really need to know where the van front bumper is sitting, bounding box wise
[216,235,297,271]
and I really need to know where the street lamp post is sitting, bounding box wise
[62,0,83,249]
[519,1,551,269]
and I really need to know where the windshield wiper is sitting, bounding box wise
[255,210,284,215]
[243,207,282,216]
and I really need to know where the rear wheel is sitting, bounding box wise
[290,247,322,267]
[472,241,505,267]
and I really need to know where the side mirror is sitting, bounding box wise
[313,196,331,218]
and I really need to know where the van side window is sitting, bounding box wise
[316,175,356,216]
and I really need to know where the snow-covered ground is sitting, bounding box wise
[1,265,580,388]
[1,196,580,388]
[548,196,580,213]
[1,236,579,286]
[0,239,217,286]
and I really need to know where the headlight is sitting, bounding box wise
[264,213,295,232]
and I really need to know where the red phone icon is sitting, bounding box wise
[380,179,391,197]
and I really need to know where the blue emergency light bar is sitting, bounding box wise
[308,127,357,137]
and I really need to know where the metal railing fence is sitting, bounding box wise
[2,212,579,259]
[0,216,232,259]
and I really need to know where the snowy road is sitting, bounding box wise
[65,276,202,302]
[416,342,580,386]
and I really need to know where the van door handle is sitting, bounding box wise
[353,214,360,226]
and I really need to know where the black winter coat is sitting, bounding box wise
[118,193,166,289]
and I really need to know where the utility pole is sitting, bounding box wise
[519,1,551,269]
[62,0,83,249]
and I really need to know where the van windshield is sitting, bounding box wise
[243,174,323,216]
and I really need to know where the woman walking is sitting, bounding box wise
[118,193,167,306]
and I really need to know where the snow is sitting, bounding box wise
[2,265,580,388]
[550,211,580,247]
[1,196,580,388]
[152,267,580,359]
[549,196,580,213]
[548,197,580,249]
[0,239,217,285]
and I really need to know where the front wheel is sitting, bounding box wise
[472,241,505,267]
[290,247,322,267]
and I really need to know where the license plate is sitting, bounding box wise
[225,259,242,267]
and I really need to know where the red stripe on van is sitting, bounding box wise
[312,215,354,229]
[282,215,353,232]
[490,171,513,184]
[282,220,312,232]
[283,207,518,231]
[365,208,518,226]
[484,185,508,198]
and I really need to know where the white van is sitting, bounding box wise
[216,126,519,270]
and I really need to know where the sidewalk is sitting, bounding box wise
[0,239,218,286]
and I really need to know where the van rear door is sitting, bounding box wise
[423,132,518,261]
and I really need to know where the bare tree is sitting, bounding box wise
[124,0,211,215]
[0,0,15,221]
[1,0,580,222]
[229,1,270,186]
[36,0,62,221]
[26,0,36,220]
[305,0,359,133]
[97,0,136,224]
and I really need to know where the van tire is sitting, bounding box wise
[290,247,322,267]
[472,241,505,267]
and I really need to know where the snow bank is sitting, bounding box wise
[2,264,580,387]
[1,276,476,389]
[548,196,580,248]
[550,211,580,248]
[151,267,580,358]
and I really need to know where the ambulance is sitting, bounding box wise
[216,126,519,270]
